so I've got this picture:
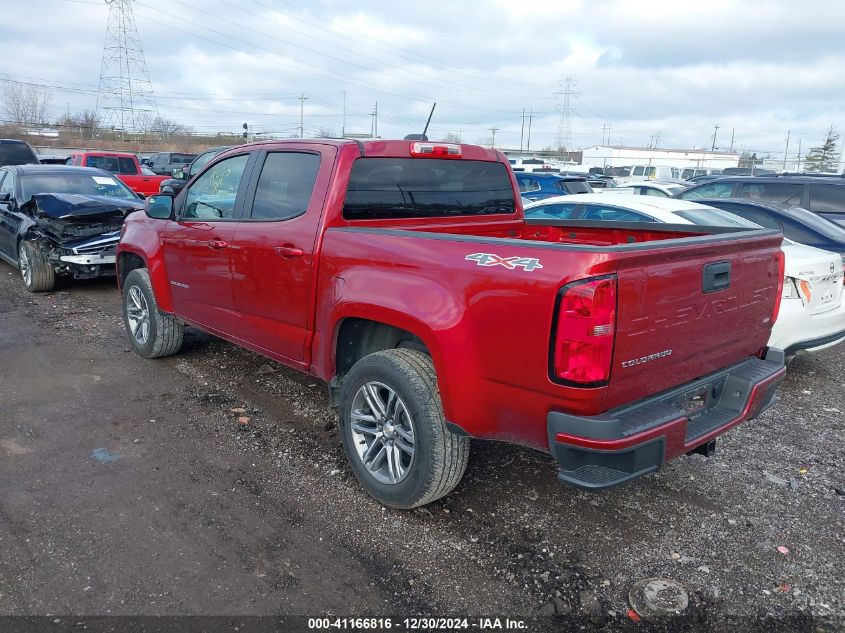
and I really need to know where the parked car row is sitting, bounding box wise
[524,194,845,358]
[0,139,791,511]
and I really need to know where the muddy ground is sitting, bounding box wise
[0,265,843,632]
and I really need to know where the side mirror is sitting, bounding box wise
[171,167,185,179]
[0,192,10,203]
[145,194,174,220]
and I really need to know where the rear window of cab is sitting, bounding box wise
[343,158,516,220]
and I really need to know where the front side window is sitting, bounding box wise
[581,205,655,222]
[249,152,321,220]
[632,166,644,176]
[183,154,249,220]
[680,181,736,199]
[189,150,217,177]
[738,182,803,205]
[343,158,516,220]
[644,187,668,197]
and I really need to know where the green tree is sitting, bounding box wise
[804,125,841,173]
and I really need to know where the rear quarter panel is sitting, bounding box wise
[314,228,620,449]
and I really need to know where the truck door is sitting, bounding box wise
[231,146,334,364]
[161,152,254,333]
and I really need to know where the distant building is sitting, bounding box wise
[580,145,739,171]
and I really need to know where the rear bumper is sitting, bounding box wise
[770,297,845,355]
[547,349,786,490]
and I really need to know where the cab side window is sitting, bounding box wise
[249,152,321,220]
[182,154,250,220]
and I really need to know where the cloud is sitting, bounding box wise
[1,0,843,153]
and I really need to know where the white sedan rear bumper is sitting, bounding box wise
[769,296,845,355]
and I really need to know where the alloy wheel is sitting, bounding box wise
[349,381,416,485]
[126,285,151,345]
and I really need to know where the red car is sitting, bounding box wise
[116,140,786,508]
[67,151,168,198]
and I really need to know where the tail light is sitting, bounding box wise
[410,142,462,159]
[771,251,786,323]
[551,276,617,386]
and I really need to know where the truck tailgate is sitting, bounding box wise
[605,231,783,410]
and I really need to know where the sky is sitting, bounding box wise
[2,0,844,158]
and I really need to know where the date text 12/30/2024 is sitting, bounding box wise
[308,618,528,630]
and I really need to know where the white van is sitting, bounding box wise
[625,165,681,182]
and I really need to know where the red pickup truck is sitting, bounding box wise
[116,140,786,508]
[67,151,168,198]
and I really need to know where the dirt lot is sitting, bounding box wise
[0,265,843,632]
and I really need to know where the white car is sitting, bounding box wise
[524,194,845,357]
[601,181,689,198]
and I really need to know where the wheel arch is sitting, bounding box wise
[117,248,175,313]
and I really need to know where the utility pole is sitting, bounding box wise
[526,107,533,152]
[782,130,791,171]
[520,107,526,153]
[796,139,802,172]
[729,128,735,152]
[370,101,378,138]
[341,90,346,137]
[711,125,720,151]
[602,123,612,146]
[298,93,308,138]
[489,127,499,148]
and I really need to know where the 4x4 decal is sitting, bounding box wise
[465,253,543,272]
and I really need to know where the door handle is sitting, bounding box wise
[275,245,304,259]
[207,239,228,250]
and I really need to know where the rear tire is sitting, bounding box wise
[339,348,469,508]
[122,268,184,358]
[18,240,55,293]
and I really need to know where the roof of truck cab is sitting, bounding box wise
[218,138,504,162]
[70,150,138,158]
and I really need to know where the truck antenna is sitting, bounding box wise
[422,102,437,139]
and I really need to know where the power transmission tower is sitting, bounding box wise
[94,0,159,138]
[554,76,579,157]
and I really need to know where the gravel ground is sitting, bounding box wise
[0,265,843,632]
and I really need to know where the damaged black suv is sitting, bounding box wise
[0,165,143,292]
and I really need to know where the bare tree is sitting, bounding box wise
[442,132,461,143]
[317,128,338,138]
[2,83,52,125]
[58,110,99,137]
[150,116,188,141]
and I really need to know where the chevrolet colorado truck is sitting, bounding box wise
[116,139,787,508]
[67,151,168,198]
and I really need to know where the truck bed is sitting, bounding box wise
[319,219,783,448]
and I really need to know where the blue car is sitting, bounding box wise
[514,172,592,201]
[693,198,845,259]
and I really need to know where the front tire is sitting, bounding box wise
[122,268,184,358]
[18,240,55,292]
[339,349,469,508]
